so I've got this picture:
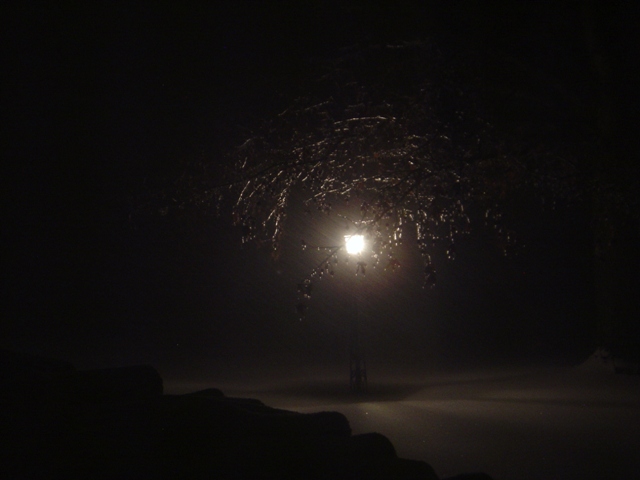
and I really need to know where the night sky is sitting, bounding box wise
[3,2,638,387]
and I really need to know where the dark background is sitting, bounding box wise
[2,2,637,387]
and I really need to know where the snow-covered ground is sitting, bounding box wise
[181,365,640,480]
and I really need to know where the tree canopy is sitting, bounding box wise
[174,42,578,285]
[137,3,638,351]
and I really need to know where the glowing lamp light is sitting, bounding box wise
[345,234,365,255]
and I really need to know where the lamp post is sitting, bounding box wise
[345,234,367,393]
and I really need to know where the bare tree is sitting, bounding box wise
[139,4,638,359]
[200,45,558,264]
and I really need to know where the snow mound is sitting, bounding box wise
[579,347,640,374]
[579,347,616,373]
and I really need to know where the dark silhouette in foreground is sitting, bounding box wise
[1,350,491,479]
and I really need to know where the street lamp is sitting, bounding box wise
[345,234,367,392]
[345,234,364,255]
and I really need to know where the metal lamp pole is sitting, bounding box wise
[345,235,367,393]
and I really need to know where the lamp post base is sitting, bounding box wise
[349,314,367,393]
[349,356,368,393]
